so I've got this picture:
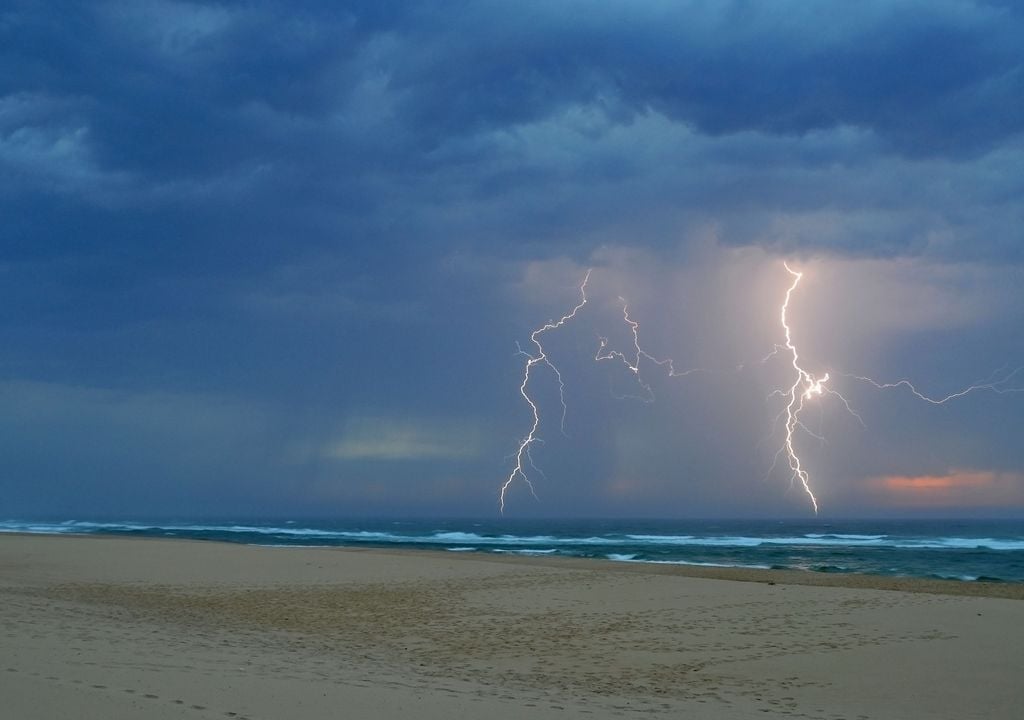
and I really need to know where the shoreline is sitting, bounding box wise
[5,530,1023,599]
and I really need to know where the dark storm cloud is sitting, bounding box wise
[2,1,1023,517]
[387,1,1024,156]
[3,1,1022,265]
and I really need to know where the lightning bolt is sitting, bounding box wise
[769,263,865,512]
[775,263,826,512]
[595,296,705,402]
[500,269,592,513]
[594,297,656,402]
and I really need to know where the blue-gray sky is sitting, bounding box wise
[2,0,1023,518]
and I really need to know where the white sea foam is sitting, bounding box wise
[641,559,774,570]
[2,521,1022,554]
[624,533,1024,550]
[930,572,980,581]
[430,531,488,543]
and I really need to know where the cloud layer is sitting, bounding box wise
[1,1,1022,517]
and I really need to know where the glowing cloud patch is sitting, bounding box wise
[326,417,482,461]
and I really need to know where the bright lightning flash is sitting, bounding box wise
[773,263,860,513]
[500,270,592,513]
[776,263,826,512]
[770,262,1022,513]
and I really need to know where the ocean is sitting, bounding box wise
[3,517,1023,583]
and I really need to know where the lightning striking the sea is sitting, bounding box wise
[773,263,837,513]
[501,261,1022,515]
[502,273,705,511]
[768,262,1023,513]
[500,270,592,513]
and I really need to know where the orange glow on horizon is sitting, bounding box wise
[877,472,995,491]
[867,469,1024,507]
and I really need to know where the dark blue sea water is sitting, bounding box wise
[3,518,1023,583]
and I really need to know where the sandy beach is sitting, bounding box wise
[1,534,1022,719]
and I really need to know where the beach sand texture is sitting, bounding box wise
[1,534,1022,719]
